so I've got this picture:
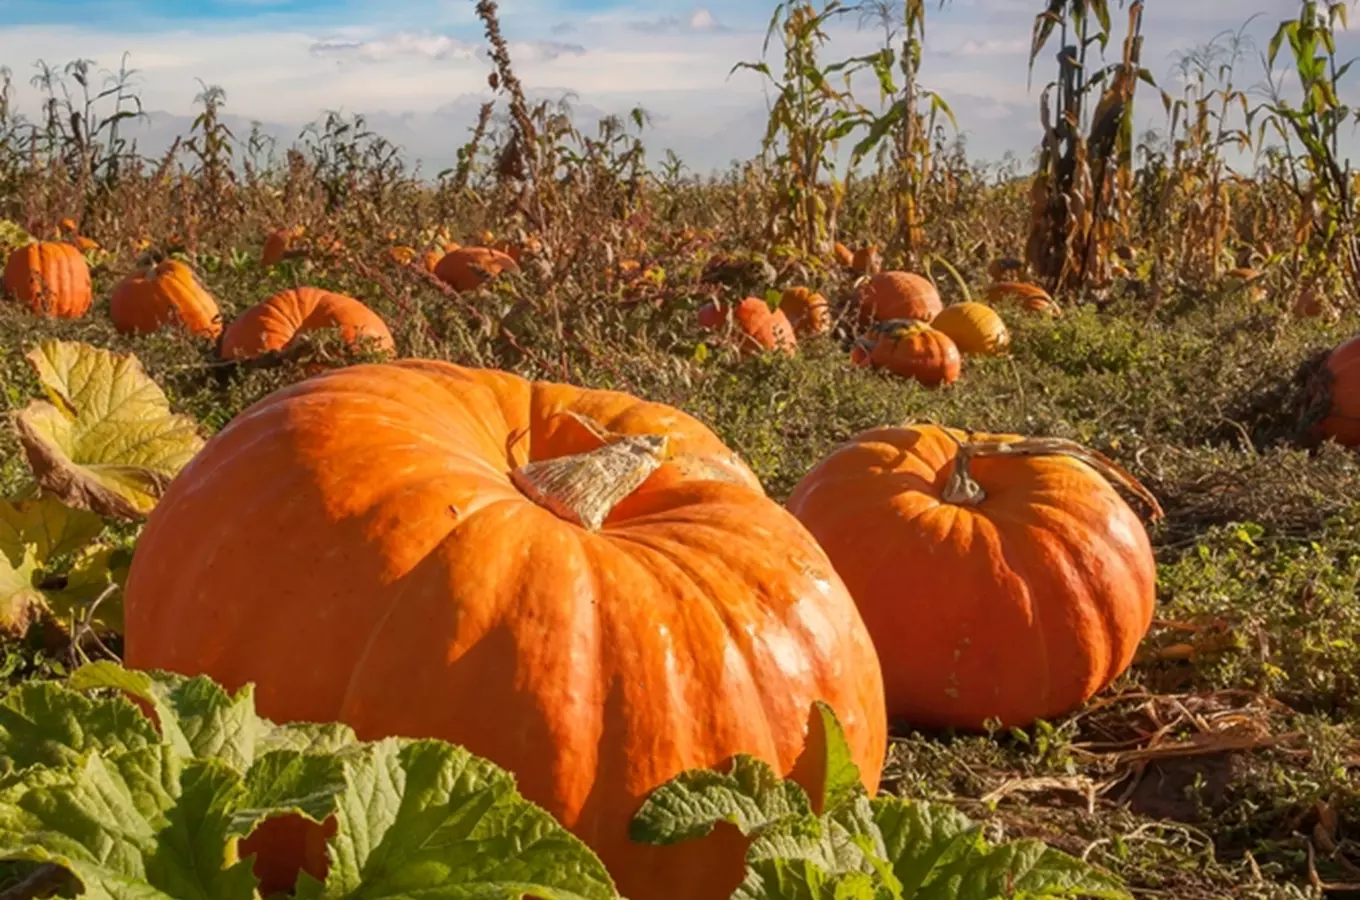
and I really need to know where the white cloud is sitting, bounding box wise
[308,31,585,64]
[2,1,1359,175]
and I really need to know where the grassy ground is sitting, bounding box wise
[1,245,1358,899]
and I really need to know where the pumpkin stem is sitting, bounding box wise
[924,254,973,304]
[939,431,1164,521]
[511,422,669,531]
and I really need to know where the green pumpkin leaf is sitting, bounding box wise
[810,701,864,815]
[872,797,1131,900]
[51,666,619,898]
[871,798,983,896]
[747,816,880,880]
[732,857,890,900]
[13,340,204,521]
[69,663,358,771]
[291,737,618,900]
[0,746,260,900]
[629,754,813,846]
[0,681,158,777]
[0,494,107,638]
[916,838,1131,900]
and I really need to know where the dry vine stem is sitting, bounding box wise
[510,411,669,531]
[929,426,1165,521]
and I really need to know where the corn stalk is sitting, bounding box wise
[1025,0,1150,294]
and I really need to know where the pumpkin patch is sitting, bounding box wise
[0,5,1357,897]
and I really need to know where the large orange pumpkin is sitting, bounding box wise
[122,361,888,900]
[110,260,223,338]
[865,320,960,387]
[2,241,92,318]
[787,424,1161,731]
[433,246,518,292]
[218,286,394,362]
[930,302,1010,356]
[856,271,942,324]
[1312,334,1360,446]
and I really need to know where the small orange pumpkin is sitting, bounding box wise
[984,281,1062,317]
[787,424,1162,730]
[110,260,223,338]
[2,241,92,319]
[850,245,880,276]
[1292,289,1331,319]
[700,298,797,356]
[433,246,519,292]
[856,271,942,325]
[930,302,1010,356]
[385,245,418,266]
[262,226,304,267]
[219,286,395,362]
[865,321,960,387]
[832,242,855,268]
[779,287,832,336]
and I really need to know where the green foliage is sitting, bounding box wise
[0,663,620,899]
[632,703,1131,900]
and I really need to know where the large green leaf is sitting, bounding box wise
[629,754,812,846]
[14,340,204,520]
[0,746,260,900]
[69,663,356,770]
[0,681,158,777]
[0,666,622,899]
[292,738,619,900]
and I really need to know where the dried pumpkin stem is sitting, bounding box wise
[511,423,668,531]
[940,433,1165,521]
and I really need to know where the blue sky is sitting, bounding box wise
[0,0,1346,174]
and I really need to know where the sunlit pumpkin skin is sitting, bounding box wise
[110,260,223,339]
[734,297,797,355]
[1314,335,1360,447]
[856,271,942,324]
[787,423,1158,730]
[984,281,1061,316]
[123,360,888,900]
[433,246,519,292]
[218,286,394,362]
[930,302,1010,356]
[2,241,92,318]
[867,321,960,387]
[779,287,832,336]
[699,298,797,356]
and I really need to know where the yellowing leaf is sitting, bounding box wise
[0,219,32,253]
[14,340,204,520]
[0,495,104,637]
